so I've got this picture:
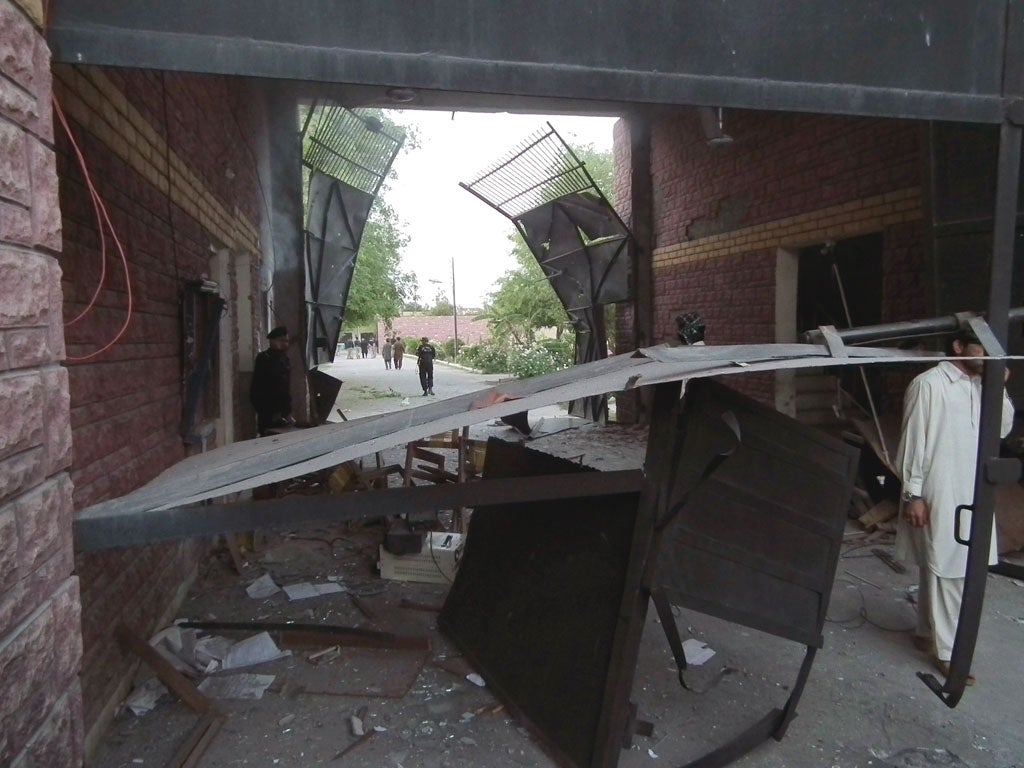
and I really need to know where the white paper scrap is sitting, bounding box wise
[466,673,486,687]
[682,639,715,666]
[246,573,281,599]
[124,677,168,716]
[194,635,233,665]
[282,582,346,601]
[222,632,291,670]
[197,673,276,700]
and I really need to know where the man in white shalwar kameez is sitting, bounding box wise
[896,331,1014,682]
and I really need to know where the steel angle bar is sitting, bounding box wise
[74,470,643,551]
[630,351,951,389]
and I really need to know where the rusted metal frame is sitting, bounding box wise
[74,469,644,551]
[177,620,432,651]
[920,119,1023,706]
[592,381,681,767]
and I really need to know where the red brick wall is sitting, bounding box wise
[616,108,926,411]
[52,65,264,744]
[0,1,84,765]
[378,314,491,348]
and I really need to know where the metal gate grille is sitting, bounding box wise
[461,124,633,421]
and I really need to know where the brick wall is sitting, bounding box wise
[51,64,264,748]
[377,314,491,349]
[615,108,926,410]
[0,1,85,766]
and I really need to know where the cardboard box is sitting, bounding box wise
[378,532,464,584]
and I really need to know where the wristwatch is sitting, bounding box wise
[901,489,922,503]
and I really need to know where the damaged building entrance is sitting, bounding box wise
[796,234,884,425]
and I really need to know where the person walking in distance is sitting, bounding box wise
[896,327,1014,684]
[381,337,393,370]
[392,336,406,370]
[416,336,437,395]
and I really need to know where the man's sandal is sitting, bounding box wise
[934,658,975,686]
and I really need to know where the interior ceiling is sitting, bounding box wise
[47,0,1019,123]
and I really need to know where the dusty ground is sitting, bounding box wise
[89,363,1024,768]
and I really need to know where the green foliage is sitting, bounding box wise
[438,338,464,360]
[459,335,574,379]
[427,287,455,316]
[458,340,510,374]
[298,107,420,328]
[479,235,572,346]
[572,142,616,206]
[343,199,417,326]
[478,144,615,352]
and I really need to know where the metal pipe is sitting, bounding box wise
[802,307,1024,346]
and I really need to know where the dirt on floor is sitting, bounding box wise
[89,418,1024,768]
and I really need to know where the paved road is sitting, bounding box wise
[318,355,508,421]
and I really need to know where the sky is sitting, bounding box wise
[381,110,619,309]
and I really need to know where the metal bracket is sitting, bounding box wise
[966,316,1006,356]
[1004,98,1024,126]
[819,324,848,358]
[985,457,1023,485]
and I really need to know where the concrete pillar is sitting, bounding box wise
[0,0,84,764]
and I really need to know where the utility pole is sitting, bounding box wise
[451,257,458,362]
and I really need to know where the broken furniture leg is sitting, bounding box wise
[114,625,225,768]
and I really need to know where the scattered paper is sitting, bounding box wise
[282,582,346,601]
[123,677,168,716]
[351,716,364,736]
[648,748,659,758]
[466,673,486,687]
[222,632,291,670]
[682,639,715,666]
[246,573,281,599]
[194,635,233,666]
[198,673,276,700]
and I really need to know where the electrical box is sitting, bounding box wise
[378,532,464,584]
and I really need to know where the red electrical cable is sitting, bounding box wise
[54,95,134,363]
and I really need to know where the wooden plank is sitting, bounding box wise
[114,625,216,715]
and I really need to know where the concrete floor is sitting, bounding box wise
[90,361,1024,768]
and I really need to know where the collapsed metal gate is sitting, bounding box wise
[440,378,858,768]
[461,123,633,421]
[301,103,404,369]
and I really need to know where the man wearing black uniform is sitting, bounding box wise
[250,326,294,435]
[416,336,437,396]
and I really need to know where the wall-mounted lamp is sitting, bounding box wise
[698,106,734,147]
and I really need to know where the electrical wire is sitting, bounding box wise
[54,95,135,363]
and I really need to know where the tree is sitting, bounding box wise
[480,144,615,347]
[480,234,572,346]
[572,142,616,206]
[427,287,454,316]
[300,106,420,328]
[343,199,417,326]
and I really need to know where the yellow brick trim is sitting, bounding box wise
[652,188,922,269]
[53,64,261,254]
